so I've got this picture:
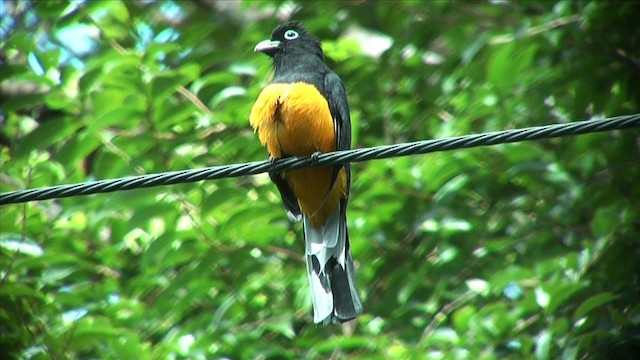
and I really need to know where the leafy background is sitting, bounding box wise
[1,1,639,359]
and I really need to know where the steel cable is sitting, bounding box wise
[1,114,638,205]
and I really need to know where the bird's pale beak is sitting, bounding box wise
[254,39,282,56]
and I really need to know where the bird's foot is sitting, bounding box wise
[310,151,322,163]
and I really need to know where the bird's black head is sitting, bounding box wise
[254,21,324,63]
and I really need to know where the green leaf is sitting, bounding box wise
[429,327,460,346]
[6,30,35,53]
[535,287,550,309]
[42,266,76,285]
[14,118,83,160]
[91,107,144,132]
[0,64,28,82]
[150,63,200,101]
[433,174,469,202]
[34,0,71,18]
[487,42,538,94]
[452,305,476,332]
[210,86,248,108]
[37,48,61,70]
[466,279,490,296]
[591,204,622,237]
[313,336,374,353]
[45,90,78,110]
[489,266,533,296]
[141,232,176,271]
[1,93,47,112]
[111,333,146,360]
[574,292,619,319]
[546,283,586,315]
[150,72,187,100]
[265,320,295,339]
[535,329,552,360]
[0,283,47,302]
[68,316,121,351]
[220,205,281,244]
[0,234,44,256]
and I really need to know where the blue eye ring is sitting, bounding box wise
[284,30,299,40]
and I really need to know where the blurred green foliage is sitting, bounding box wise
[1,1,639,359]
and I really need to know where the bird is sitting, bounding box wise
[249,21,363,325]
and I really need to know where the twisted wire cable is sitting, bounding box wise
[1,114,639,205]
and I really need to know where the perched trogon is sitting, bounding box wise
[250,21,363,325]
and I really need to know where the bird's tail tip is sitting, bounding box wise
[304,207,363,325]
[308,252,363,325]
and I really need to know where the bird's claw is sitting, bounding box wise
[268,156,280,169]
[310,151,322,163]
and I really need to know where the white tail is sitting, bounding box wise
[304,204,363,324]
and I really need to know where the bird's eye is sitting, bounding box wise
[284,30,299,40]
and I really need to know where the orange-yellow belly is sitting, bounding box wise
[250,82,346,226]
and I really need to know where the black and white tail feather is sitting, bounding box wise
[304,199,363,324]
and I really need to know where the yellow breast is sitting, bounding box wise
[249,82,335,158]
[250,82,346,226]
